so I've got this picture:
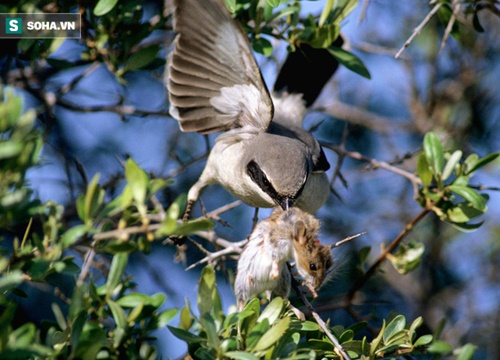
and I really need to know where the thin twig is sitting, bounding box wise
[291,278,352,360]
[78,246,96,285]
[321,142,422,191]
[331,231,367,249]
[317,101,411,134]
[395,2,443,59]
[207,200,242,217]
[185,240,246,271]
[440,1,461,53]
[56,97,171,117]
[330,123,349,190]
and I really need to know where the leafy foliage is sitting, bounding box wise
[168,266,466,359]
[0,91,213,358]
[417,132,498,231]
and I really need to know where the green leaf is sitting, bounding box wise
[9,323,36,347]
[330,0,359,25]
[79,175,104,227]
[198,266,216,316]
[252,37,273,56]
[158,197,182,235]
[446,201,485,223]
[437,5,461,39]
[151,293,167,308]
[319,0,335,26]
[308,338,335,351]
[447,185,487,211]
[258,297,285,325]
[225,351,260,360]
[328,46,370,79]
[414,334,433,347]
[106,253,128,296]
[246,319,270,350]
[126,45,160,72]
[194,348,216,360]
[0,141,23,159]
[463,153,478,175]
[150,178,174,195]
[179,305,194,330]
[383,315,406,344]
[172,218,215,236]
[434,318,446,340]
[387,242,424,274]
[442,150,462,181]
[94,0,118,16]
[27,259,51,280]
[370,320,385,356]
[448,220,484,232]
[265,0,280,7]
[452,175,469,187]
[465,153,499,175]
[125,159,149,205]
[116,293,153,307]
[408,316,423,341]
[423,132,444,178]
[347,321,368,334]
[157,308,178,328]
[61,225,87,248]
[428,340,453,354]
[127,302,144,323]
[168,326,206,343]
[298,321,320,331]
[52,303,67,330]
[340,329,355,342]
[305,23,340,49]
[253,317,291,351]
[417,153,433,187]
[201,312,219,349]
[224,0,236,13]
[0,270,24,293]
[107,299,128,330]
[268,5,300,22]
[103,240,138,254]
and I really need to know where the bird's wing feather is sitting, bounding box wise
[168,0,273,134]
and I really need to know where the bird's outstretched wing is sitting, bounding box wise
[168,0,273,134]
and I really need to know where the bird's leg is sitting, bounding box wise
[168,199,195,246]
[182,199,195,222]
[251,207,259,231]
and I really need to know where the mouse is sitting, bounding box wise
[234,207,334,311]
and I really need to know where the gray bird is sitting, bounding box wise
[167,0,334,217]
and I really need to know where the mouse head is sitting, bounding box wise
[281,209,334,290]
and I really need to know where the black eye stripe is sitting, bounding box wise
[246,159,308,207]
[246,160,281,201]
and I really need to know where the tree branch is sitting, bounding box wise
[395,2,443,59]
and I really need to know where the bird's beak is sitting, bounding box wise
[279,197,294,210]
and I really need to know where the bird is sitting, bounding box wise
[167,0,340,218]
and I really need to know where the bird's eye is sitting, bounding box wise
[309,262,317,271]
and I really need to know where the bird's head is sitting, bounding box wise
[245,135,310,210]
